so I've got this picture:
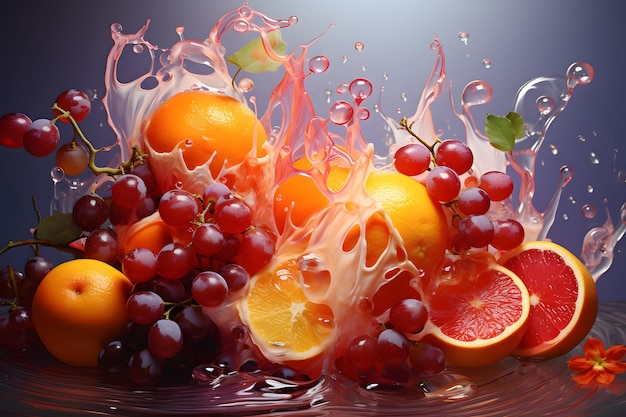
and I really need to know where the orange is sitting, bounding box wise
[497,240,598,359]
[237,257,335,365]
[275,166,448,272]
[358,170,448,271]
[117,212,173,257]
[420,253,531,367]
[143,90,267,177]
[32,259,133,367]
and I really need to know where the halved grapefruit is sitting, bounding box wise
[498,240,598,359]
[420,254,531,368]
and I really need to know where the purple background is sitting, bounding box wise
[0,0,624,301]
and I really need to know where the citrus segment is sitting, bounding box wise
[422,261,530,368]
[498,240,598,359]
[238,258,335,363]
[144,90,267,177]
[31,259,133,367]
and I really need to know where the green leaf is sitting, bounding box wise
[34,213,83,244]
[485,113,515,152]
[227,30,286,73]
[506,111,525,139]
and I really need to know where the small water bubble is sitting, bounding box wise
[401,92,408,102]
[175,26,185,40]
[233,19,249,32]
[461,80,492,106]
[289,16,298,24]
[308,55,330,73]
[50,167,65,183]
[567,61,594,87]
[349,78,372,105]
[578,134,586,142]
[582,204,596,219]
[458,31,469,45]
[396,107,402,114]
[592,131,598,137]
[357,107,370,120]
[383,72,389,81]
[342,55,349,64]
[549,144,559,155]
[184,139,193,148]
[482,58,492,69]
[589,152,600,165]
[132,44,144,54]
[617,170,626,184]
[361,65,366,72]
[275,194,283,202]
[373,103,379,113]
[336,83,349,94]
[587,184,594,193]
[563,213,569,220]
[238,77,254,92]
[354,41,365,51]
[537,96,555,116]
[111,23,123,33]
[568,195,576,204]
[328,101,354,125]
[175,181,184,189]
[560,165,574,186]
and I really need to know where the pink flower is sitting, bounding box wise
[567,338,626,385]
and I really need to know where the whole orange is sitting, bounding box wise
[143,90,267,178]
[32,259,133,367]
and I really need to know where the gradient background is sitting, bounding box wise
[0,0,624,302]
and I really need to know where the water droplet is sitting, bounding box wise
[361,65,366,72]
[549,144,559,155]
[132,44,144,54]
[275,194,283,202]
[349,78,373,105]
[560,165,574,187]
[175,181,184,189]
[567,61,594,88]
[50,167,65,183]
[354,41,365,51]
[458,31,469,46]
[233,19,249,32]
[357,107,370,121]
[336,83,349,94]
[383,72,389,81]
[111,23,123,33]
[568,195,576,204]
[617,170,626,184]
[482,58,492,69]
[461,80,493,107]
[373,103,379,113]
[329,101,354,125]
[289,16,298,24]
[401,92,408,102]
[324,89,332,104]
[184,139,193,148]
[563,213,569,220]
[587,184,594,193]
[342,55,349,64]
[578,134,586,142]
[396,107,402,114]
[582,204,596,219]
[536,95,555,115]
[238,77,254,92]
[589,152,599,165]
[176,26,185,41]
[430,38,441,50]
[308,56,330,73]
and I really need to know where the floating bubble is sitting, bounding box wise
[568,195,576,204]
[482,58,492,69]
[549,144,558,155]
[401,92,407,102]
[50,166,65,183]
[329,100,354,125]
[582,204,596,219]
[111,23,123,33]
[349,78,373,105]
[589,152,599,165]
[336,83,349,94]
[238,78,254,92]
[563,213,569,220]
[184,139,193,148]
[175,26,185,40]
[308,55,330,73]
[536,95,555,115]
[354,41,365,51]
[458,31,469,45]
[132,44,144,54]
[461,80,492,107]
[383,72,389,81]
[587,184,594,193]
[560,165,574,186]
[578,134,586,142]
[324,89,332,104]
[617,170,626,184]
[342,55,349,64]
[233,19,250,32]
[357,107,370,121]
[567,61,594,88]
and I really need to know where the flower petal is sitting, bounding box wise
[604,344,626,362]
[572,368,599,385]
[595,369,616,385]
[583,338,606,359]
[603,360,626,375]
[567,356,595,373]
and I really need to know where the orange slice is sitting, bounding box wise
[498,240,598,359]
[237,257,335,364]
[421,254,530,368]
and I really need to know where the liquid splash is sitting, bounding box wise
[47,1,625,404]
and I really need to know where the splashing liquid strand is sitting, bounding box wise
[47,3,625,404]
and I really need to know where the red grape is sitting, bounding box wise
[393,143,431,176]
[377,328,410,365]
[458,214,494,248]
[409,342,445,375]
[157,243,194,280]
[53,89,91,123]
[434,139,473,175]
[346,334,378,369]
[389,298,428,334]
[192,271,228,308]
[22,118,60,157]
[56,141,89,176]
[192,223,224,258]
[122,247,158,283]
[479,171,514,201]
[127,291,164,325]
[72,193,109,231]
[491,219,525,250]
[0,113,32,148]
[112,174,147,209]
[214,194,252,234]
[158,189,200,228]
[426,165,461,201]
[83,228,119,265]
[148,319,183,359]
[457,187,491,216]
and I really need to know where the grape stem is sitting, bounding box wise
[398,117,440,153]
[0,238,82,257]
[51,103,148,177]
[163,297,198,319]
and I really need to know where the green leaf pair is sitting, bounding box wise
[485,112,525,152]
[35,213,83,244]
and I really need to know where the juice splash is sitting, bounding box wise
[34,0,625,400]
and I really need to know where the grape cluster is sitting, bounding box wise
[0,89,92,176]
[337,297,445,389]
[0,257,53,356]
[393,138,524,251]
